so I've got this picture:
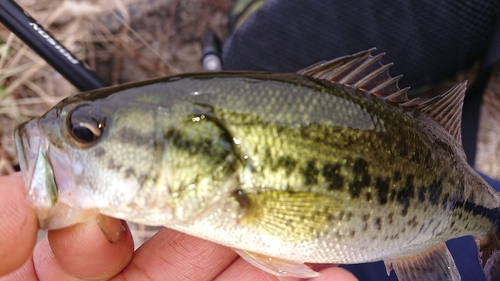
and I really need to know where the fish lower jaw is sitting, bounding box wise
[36,203,100,229]
[100,205,175,226]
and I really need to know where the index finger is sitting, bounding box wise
[0,173,38,276]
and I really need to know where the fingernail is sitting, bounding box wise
[97,215,126,244]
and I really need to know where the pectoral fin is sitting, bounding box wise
[484,250,500,281]
[478,227,500,281]
[234,249,319,278]
[237,190,343,241]
[384,243,460,281]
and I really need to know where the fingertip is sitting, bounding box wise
[47,216,133,280]
[118,228,239,281]
[0,174,38,276]
[311,266,359,281]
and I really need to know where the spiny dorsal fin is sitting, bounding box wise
[297,48,411,103]
[415,82,467,144]
[298,49,467,144]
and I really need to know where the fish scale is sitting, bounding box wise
[14,49,500,280]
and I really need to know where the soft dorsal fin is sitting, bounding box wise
[297,48,411,103]
[416,82,467,144]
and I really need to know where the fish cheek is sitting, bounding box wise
[162,114,242,220]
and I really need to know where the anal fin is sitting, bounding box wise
[484,250,500,281]
[479,227,500,281]
[384,243,461,281]
[233,248,319,278]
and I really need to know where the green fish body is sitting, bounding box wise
[15,50,500,280]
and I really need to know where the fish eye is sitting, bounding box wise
[67,105,106,146]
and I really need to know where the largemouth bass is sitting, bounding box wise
[15,49,500,280]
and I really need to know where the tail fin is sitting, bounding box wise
[479,227,500,281]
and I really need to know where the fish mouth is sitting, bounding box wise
[15,119,99,229]
[15,119,56,208]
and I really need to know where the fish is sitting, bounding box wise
[14,49,500,281]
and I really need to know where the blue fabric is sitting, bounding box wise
[341,172,500,281]
[223,0,500,89]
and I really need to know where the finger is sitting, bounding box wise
[214,257,300,281]
[34,215,133,280]
[32,238,82,281]
[0,254,35,281]
[0,241,78,281]
[113,228,239,281]
[310,266,359,281]
[0,174,38,276]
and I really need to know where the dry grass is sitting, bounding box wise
[0,0,233,175]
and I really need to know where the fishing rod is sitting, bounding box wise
[0,0,107,91]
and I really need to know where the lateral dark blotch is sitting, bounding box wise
[303,160,319,185]
[350,158,371,198]
[418,185,427,203]
[375,177,390,205]
[397,175,415,203]
[389,189,397,201]
[393,171,402,182]
[322,162,344,191]
[365,192,372,201]
[396,175,415,215]
[428,179,443,205]
[353,158,369,175]
[276,156,297,176]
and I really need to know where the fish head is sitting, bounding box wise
[14,95,153,229]
[14,82,240,229]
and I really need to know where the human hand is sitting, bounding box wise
[0,173,358,281]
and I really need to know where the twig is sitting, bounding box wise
[0,33,15,70]
[5,60,46,94]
